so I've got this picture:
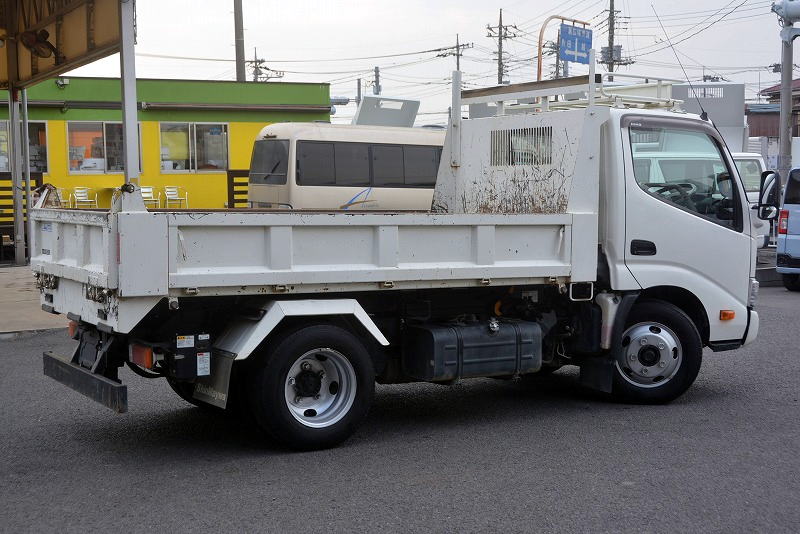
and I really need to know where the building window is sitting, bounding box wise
[68,122,104,172]
[28,122,47,172]
[0,121,49,173]
[67,121,138,173]
[160,122,228,172]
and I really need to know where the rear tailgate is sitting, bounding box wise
[29,207,119,328]
[30,207,117,288]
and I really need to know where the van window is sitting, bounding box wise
[629,125,741,231]
[372,145,405,186]
[249,139,289,185]
[786,171,800,204]
[297,141,335,186]
[334,143,370,186]
[403,146,439,186]
[734,159,763,192]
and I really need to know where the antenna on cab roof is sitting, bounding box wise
[651,5,708,121]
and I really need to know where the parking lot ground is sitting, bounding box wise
[0,266,66,335]
[1,287,798,533]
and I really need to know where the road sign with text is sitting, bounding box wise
[559,24,592,65]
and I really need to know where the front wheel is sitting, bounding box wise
[611,299,702,404]
[783,274,800,292]
[246,324,375,450]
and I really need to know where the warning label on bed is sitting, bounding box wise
[197,352,211,376]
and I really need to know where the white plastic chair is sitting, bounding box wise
[72,187,98,209]
[140,186,161,209]
[56,188,71,208]
[164,186,189,208]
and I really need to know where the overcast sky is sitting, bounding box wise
[70,0,797,124]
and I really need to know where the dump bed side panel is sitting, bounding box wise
[165,212,581,293]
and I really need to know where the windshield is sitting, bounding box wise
[734,158,762,192]
[249,139,289,185]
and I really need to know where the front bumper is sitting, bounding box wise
[743,309,759,346]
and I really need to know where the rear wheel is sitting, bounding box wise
[783,274,800,292]
[611,299,702,404]
[246,324,375,451]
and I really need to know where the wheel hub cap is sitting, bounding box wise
[616,322,682,388]
[284,348,357,428]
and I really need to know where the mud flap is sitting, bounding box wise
[191,350,235,409]
[579,357,614,393]
[579,292,639,394]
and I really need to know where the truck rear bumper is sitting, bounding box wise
[43,351,128,413]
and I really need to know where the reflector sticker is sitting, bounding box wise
[197,352,211,376]
[176,335,194,348]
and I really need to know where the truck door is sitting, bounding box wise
[621,115,753,342]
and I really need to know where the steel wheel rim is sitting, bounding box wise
[284,348,357,428]
[615,321,683,388]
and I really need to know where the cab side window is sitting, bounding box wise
[629,126,741,231]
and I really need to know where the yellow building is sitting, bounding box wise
[0,76,330,215]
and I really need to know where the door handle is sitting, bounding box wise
[630,240,657,256]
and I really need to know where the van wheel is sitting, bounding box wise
[783,274,800,292]
[611,299,702,404]
[246,324,375,451]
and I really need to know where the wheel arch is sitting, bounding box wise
[637,286,710,344]
[214,299,389,363]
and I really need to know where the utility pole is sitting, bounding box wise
[600,0,632,81]
[234,0,246,82]
[356,78,362,104]
[497,10,503,84]
[247,48,284,82]
[457,34,461,71]
[772,0,800,190]
[373,66,381,95]
[608,0,615,81]
[437,36,473,73]
[487,9,518,85]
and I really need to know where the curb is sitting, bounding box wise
[0,327,68,341]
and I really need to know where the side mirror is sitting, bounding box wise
[757,170,780,220]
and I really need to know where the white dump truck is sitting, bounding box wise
[31,70,767,450]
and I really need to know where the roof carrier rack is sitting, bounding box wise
[452,50,683,115]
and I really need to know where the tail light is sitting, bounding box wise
[778,210,789,235]
[68,320,79,339]
[130,343,154,369]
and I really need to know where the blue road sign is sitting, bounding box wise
[559,23,592,65]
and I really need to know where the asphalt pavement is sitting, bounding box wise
[1,287,798,533]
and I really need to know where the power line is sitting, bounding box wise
[135,45,465,64]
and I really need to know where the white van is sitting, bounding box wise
[733,152,770,247]
[248,123,445,210]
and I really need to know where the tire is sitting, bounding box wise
[783,274,800,292]
[246,324,375,451]
[611,299,702,404]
